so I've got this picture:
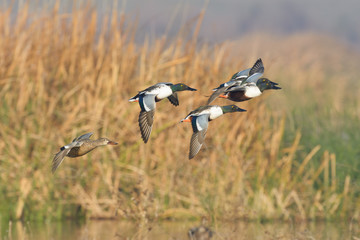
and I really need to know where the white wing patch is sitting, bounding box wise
[196,117,207,131]
[142,94,156,112]
[245,72,263,84]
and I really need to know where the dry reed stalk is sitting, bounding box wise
[311,151,331,183]
[15,178,32,219]
[330,154,336,191]
[0,2,358,221]
[296,145,321,178]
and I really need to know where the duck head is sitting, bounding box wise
[221,105,247,114]
[257,78,281,92]
[171,83,197,92]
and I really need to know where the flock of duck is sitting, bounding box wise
[52,58,281,173]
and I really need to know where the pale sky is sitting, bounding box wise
[3,0,360,45]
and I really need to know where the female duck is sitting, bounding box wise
[188,226,213,240]
[52,132,117,173]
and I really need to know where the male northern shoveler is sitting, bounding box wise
[181,105,246,159]
[216,77,281,102]
[52,132,118,173]
[129,82,197,143]
[188,226,213,240]
[207,58,264,104]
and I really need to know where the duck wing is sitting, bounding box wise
[240,59,264,85]
[226,84,246,92]
[230,67,251,80]
[167,92,179,106]
[249,58,264,76]
[243,72,263,84]
[137,94,157,143]
[52,148,72,173]
[73,132,93,142]
[209,64,255,104]
[52,140,81,173]
[53,132,93,173]
[138,109,155,143]
[207,85,231,104]
[189,114,209,159]
[139,94,156,112]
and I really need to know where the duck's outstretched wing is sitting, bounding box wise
[53,132,90,173]
[139,94,156,112]
[249,58,264,76]
[73,132,93,142]
[138,109,155,143]
[189,129,207,159]
[52,148,72,173]
[208,61,261,104]
[241,58,264,85]
[189,114,209,159]
[207,85,230,104]
[167,92,179,106]
[51,141,77,173]
[243,72,263,84]
[138,94,156,143]
[230,67,251,80]
[226,84,247,92]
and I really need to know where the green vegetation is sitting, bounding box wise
[0,4,359,224]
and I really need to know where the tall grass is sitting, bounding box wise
[0,3,359,222]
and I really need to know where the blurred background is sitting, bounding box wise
[0,0,360,239]
[3,0,360,46]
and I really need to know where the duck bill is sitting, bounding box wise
[270,81,281,90]
[107,141,118,145]
[187,87,197,91]
[236,108,247,112]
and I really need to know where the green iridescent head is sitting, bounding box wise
[221,105,247,114]
[256,78,281,92]
[171,83,197,92]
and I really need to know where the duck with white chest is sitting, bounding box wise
[181,105,246,159]
[207,58,264,104]
[218,77,281,102]
[129,82,197,143]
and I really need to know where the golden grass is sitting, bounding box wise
[0,3,359,222]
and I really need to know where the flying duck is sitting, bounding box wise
[129,82,197,143]
[216,77,281,102]
[207,58,264,104]
[181,105,246,159]
[52,132,118,173]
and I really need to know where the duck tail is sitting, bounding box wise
[129,94,139,102]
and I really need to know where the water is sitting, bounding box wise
[1,219,359,239]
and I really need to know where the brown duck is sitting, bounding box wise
[52,132,117,173]
[188,226,213,240]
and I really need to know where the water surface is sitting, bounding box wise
[2,219,359,239]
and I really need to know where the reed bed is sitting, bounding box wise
[0,3,359,222]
